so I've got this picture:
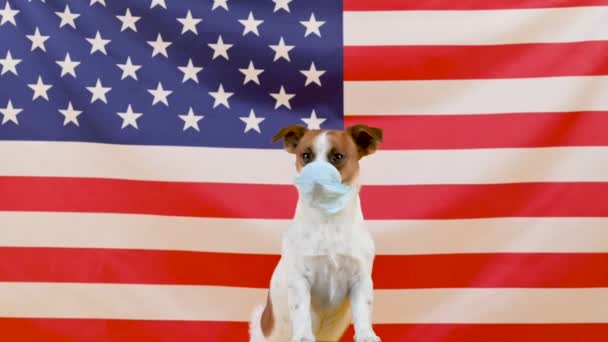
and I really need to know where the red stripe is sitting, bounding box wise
[373,253,608,289]
[344,112,608,149]
[344,42,608,81]
[0,318,249,342]
[343,324,608,342]
[0,247,278,288]
[344,0,608,10]
[1,319,608,342]
[0,176,296,219]
[1,177,607,219]
[1,247,606,288]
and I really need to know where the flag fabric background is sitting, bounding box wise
[1,0,608,341]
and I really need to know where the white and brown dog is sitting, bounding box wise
[249,124,383,342]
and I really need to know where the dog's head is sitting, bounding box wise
[271,124,383,186]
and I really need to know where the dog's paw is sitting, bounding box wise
[354,332,381,342]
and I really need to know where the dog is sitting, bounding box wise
[249,124,383,342]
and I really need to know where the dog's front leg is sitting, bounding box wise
[349,274,380,342]
[288,271,315,342]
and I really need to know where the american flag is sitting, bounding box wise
[1,0,608,340]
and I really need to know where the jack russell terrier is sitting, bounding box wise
[249,124,383,342]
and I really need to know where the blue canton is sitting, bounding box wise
[0,0,343,149]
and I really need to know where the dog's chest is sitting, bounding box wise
[285,219,373,259]
[307,254,359,309]
[283,217,375,309]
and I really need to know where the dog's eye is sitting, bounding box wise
[330,153,344,163]
[301,152,312,163]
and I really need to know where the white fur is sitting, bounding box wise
[314,132,330,163]
[250,133,380,342]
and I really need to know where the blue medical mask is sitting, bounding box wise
[294,161,356,215]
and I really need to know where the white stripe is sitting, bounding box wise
[344,7,608,46]
[361,146,608,184]
[374,288,608,324]
[2,212,607,255]
[2,141,608,185]
[1,283,606,323]
[345,76,608,115]
[0,141,295,184]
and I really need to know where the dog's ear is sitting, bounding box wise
[347,124,383,158]
[272,125,308,153]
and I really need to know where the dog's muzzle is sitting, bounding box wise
[294,161,355,215]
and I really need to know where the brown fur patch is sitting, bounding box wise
[282,129,363,185]
[260,292,274,337]
[271,125,308,153]
[346,124,383,158]
[314,296,352,342]
[325,131,360,185]
[291,130,322,172]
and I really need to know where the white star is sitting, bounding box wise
[58,101,83,126]
[179,107,204,131]
[116,8,140,32]
[300,62,326,86]
[177,10,202,35]
[27,76,52,101]
[239,109,265,133]
[86,31,111,55]
[86,78,111,104]
[272,0,292,13]
[300,13,325,37]
[117,105,143,129]
[239,60,264,85]
[150,0,166,9]
[269,37,294,62]
[301,109,326,129]
[0,50,21,76]
[212,0,228,10]
[26,27,49,52]
[90,0,106,6]
[55,4,80,29]
[208,83,234,109]
[239,11,263,36]
[178,58,203,83]
[0,100,22,125]
[56,53,80,78]
[0,1,19,26]
[208,35,233,60]
[117,57,142,80]
[147,82,173,106]
[147,33,172,58]
[270,85,294,110]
